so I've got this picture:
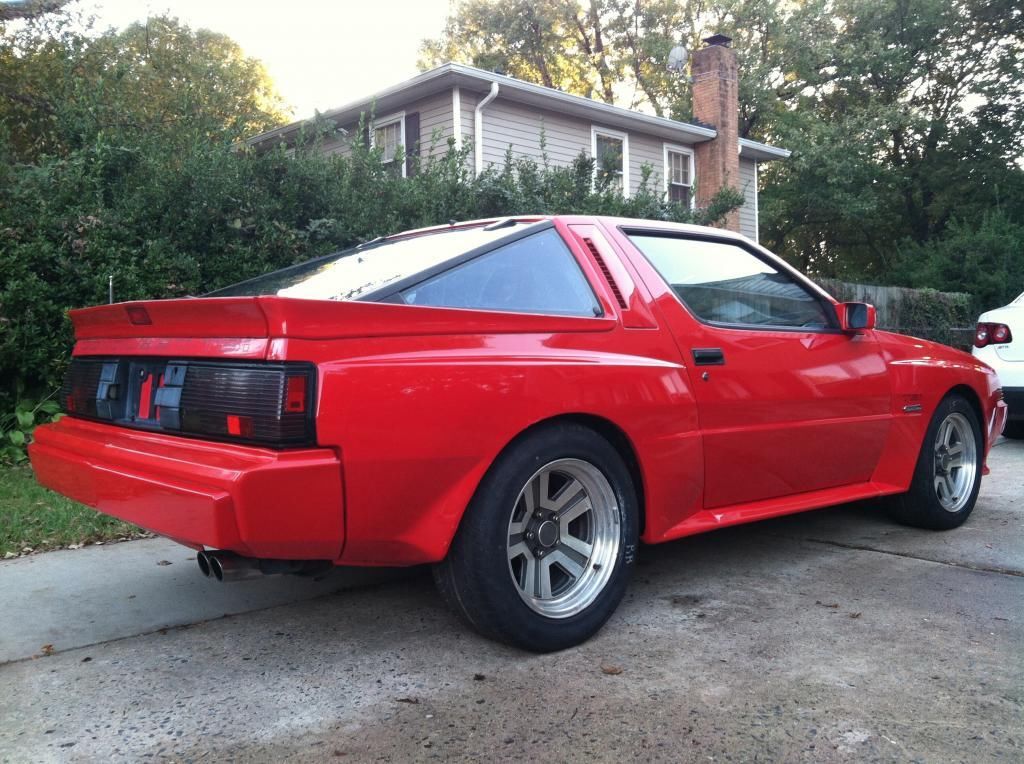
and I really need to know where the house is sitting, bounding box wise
[249,35,789,242]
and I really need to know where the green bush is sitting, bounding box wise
[0,392,62,464]
[0,128,742,410]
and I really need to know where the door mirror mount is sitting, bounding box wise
[837,302,876,332]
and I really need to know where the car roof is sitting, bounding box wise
[390,215,749,243]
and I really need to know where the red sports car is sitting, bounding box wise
[30,216,1007,651]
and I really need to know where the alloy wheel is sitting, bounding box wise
[506,458,621,618]
[933,411,977,513]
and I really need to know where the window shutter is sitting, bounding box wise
[404,112,420,177]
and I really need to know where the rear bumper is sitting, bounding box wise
[29,417,344,560]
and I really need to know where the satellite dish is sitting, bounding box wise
[667,45,688,73]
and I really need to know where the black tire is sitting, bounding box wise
[433,422,639,652]
[885,394,984,530]
[1002,420,1024,439]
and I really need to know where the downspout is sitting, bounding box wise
[474,82,499,176]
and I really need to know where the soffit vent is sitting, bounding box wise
[582,237,627,310]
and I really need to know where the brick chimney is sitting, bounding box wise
[691,34,740,232]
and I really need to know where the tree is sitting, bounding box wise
[422,0,1024,303]
[0,12,287,161]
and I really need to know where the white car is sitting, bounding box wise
[973,291,1023,439]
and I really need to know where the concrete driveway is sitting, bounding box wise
[1,439,1021,762]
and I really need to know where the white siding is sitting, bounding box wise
[738,157,758,241]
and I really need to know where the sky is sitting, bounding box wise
[70,0,454,119]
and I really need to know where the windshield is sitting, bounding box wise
[207,222,541,301]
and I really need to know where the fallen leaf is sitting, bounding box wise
[40,644,55,656]
[396,697,420,704]
[600,664,623,675]
[81,656,92,663]
[156,560,173,566]
[815,600,839,609]
[473,673,486,681]
[849,612,862,619]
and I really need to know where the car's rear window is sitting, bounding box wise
[207,223,541,301]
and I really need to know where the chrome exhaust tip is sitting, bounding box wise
[196,550,213,578]
[198,550,333,582]
[207,551,263,583]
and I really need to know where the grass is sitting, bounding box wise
[0,464,144,557]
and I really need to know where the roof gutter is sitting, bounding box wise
[474,81,500,176]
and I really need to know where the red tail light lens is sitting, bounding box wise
[285,375,307,413]
[975,322,1013,348]
[61,359,316,448]
[226,414,254,437]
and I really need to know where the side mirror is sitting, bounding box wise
[837,302,876,332]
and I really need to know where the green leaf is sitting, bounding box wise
[8,430,26,446]
[38,401,61,415]
[16,410,35,429]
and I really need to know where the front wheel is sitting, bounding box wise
[885,394,983,530]
[434,423,638,652]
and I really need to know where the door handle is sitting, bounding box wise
[692,347,725,366]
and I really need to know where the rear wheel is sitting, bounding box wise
[886,394,983,530]
[434,422,638,652]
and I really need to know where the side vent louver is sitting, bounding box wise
[582,238,628,310]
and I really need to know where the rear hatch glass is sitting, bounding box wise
[207,223,541,302]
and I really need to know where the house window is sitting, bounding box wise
[664,145,694,207]
[373,112,405,175]
[591,127,629,194]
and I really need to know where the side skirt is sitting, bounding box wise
[649,481,906,543]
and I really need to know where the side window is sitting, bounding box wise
[400,229,601,317]
[627,234,832,329]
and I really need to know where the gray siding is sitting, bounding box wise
[480,97,678,196]
[460,90,477,167]
[303,91,764,235]
[317,131,352,158]
[738,157,758,241]
[628,133,664,194]
[480,98,590,170]
[302,91,454,163]
[411,91,453,160]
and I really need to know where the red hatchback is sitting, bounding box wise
[30,216,1007,651]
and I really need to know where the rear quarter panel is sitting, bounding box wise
[283,327,701,565]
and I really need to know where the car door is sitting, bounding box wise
[619,229,892,509]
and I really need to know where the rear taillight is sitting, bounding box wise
[61,359,316,448]
[975,322,1013,348]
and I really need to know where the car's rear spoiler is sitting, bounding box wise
[69,297,617,343]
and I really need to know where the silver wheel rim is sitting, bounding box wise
[933,412,977,513]
[506,458,621,619]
